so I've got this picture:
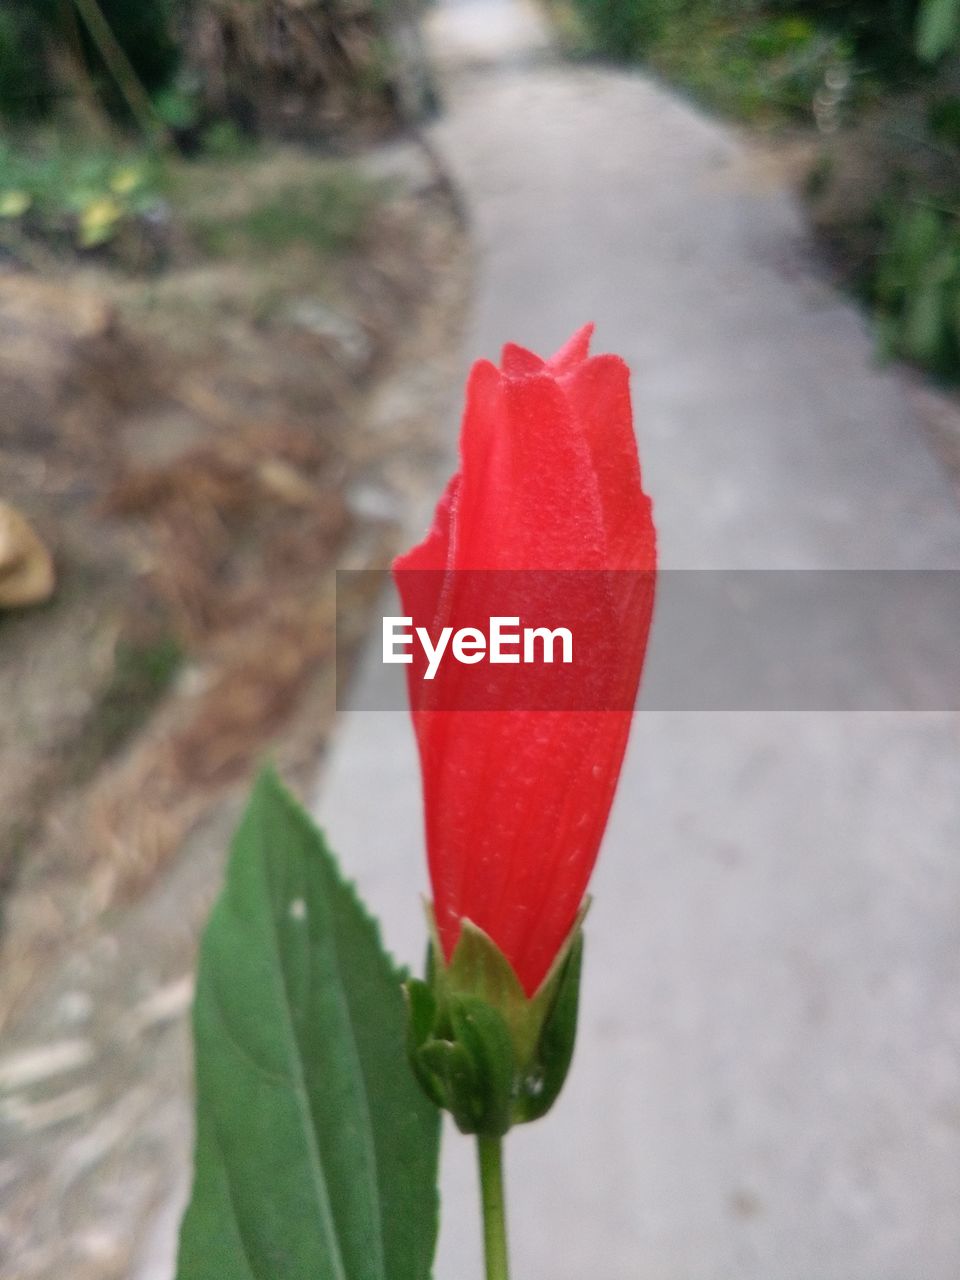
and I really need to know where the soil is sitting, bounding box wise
[0,133,469,1280]
[0,137,469,1035]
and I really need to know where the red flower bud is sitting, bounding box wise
[394,325,656,996]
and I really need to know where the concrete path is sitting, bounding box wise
[315,2,960,1278]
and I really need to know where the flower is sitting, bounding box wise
[394,325,656,996]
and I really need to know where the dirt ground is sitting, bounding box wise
[0,133,469,1280]
[0,132,469,1219]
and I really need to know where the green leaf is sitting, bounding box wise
[404,980,447,1110]
[418,1039,481,1133]
[873,310,899,364]
[901,207,943,283]
[443,919,533,1060]
[515,930,584,1124]
[904,280,947,363]
[448,997,516,1136]
[176,769,440,1280]
[433,906,587,1069]
[918,0,960,62]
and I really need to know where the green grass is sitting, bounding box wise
[192,172,380,260]
[652,12,854,122]
[873,198,960,375]
[67,633,185,785]
[0,135,166,250]
[555,0,859,124]
[0,629,184,891]
[0,130,383,269]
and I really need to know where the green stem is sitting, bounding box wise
[477,1135,510,1280]
[71,0,170,145]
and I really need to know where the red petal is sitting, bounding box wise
[546,323,594,373]
[500,342,545,376]
[394,473,461,574]
[417,707,634,993]
[562,354,656,570]
[457,368,606,569]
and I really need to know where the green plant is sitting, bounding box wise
[177,328,658,1280]
[177,772,441,1280]
[0,138,165,252]
[567,0,928,93]
[566,0,855,122]
[928,91,960,146]
[0,8,51,120]
[569,0,678,59]
[68,632,184,785]
[874,200,960,372]
[761,2,921,73]
[199,120,252,159]
[0,0,181,126]
[154,82,202,132]
[917,0,960,60]
[192,172,379,258]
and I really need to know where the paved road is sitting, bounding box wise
[315,2,960,1278]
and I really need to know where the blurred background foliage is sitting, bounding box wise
[549,0,960,376]
[0,0,428,262]
[561,0,936,117]
[0,0,179,122]
[5,0,960,375]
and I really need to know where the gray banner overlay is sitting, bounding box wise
[336,571,960,711]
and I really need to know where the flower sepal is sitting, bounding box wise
[404,909,584,1135]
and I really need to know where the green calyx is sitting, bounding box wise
[404,908,585,1136]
